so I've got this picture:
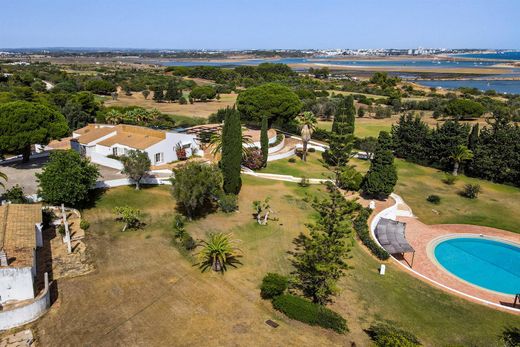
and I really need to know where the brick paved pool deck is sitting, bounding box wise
[395,216,520,313]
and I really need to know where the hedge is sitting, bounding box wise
[272,294,347,333]
[353,208,390,260]
[260,273,288,299]
[366,323,421,347]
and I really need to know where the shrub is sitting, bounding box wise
[308,147,316,153]
[288,157,296,163]
[219,194,238,213]
[260,273,288,299]
[179,96,187,105]
[500,326,520,347]
[461,183,481,199]
[181,233,196,251]
[80,219,90,231]
[366,323,421,347]
[299,177,310,187]
[353,208,390,260]
[311,128,330,141]
[426,194,441,204]
[272,294,348,334]
[3,184,26,203]
[442,173,458,185]
[57,224,66,236]
[242,149,264,170]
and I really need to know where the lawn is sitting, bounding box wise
[259,151,333,179]
[31,178,520,346]
[318,117,394,138]
[393,159,520,233]
[352,156,520,233]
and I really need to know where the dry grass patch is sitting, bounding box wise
[104,91,237,118]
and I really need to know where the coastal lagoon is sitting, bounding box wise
[161,57,505,69]
[417,79,520,95]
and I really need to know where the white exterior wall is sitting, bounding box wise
[0,273,51,331]
[0,268,34,303]
[73,128,200,168]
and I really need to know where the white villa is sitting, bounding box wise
[70,124,202,169]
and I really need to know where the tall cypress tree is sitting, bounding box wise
[260,116,269,166]
[221,107,243,194]
[153,86,164,102]
[468,123,479,151]
[323,95,355,166]
[361,131,397,199]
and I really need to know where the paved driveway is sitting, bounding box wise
[0,156,48,195]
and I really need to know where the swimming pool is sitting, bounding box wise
[433,236,520,295]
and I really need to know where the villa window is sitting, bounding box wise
[155,152,163,164]
[112,147,118,156]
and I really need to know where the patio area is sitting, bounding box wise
[394,216,520,312]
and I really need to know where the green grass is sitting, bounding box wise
[394,159,520,233]
[351,156,520,233]
[260,152,333,178]
[346,242,520,346]
[317,119,393,138]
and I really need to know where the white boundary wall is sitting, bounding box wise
[0,273,51,331]
[90,152,124,170]
[268,136,285,154]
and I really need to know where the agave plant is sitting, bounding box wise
[196,233,242,273]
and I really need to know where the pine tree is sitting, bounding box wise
[291,185,359,305]
[323,95,355,166]
[165,79,182,102]
[221,107,243,194]
[260,116,269,167]
[361,131,398,199]
[153,86,164,102]
[468,123,479,151]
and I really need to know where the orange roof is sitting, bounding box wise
[0,204,42,268]
[47,137,72,150]
[96,125,165,150]
[75,125,116,145]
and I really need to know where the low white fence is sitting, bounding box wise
[267,148,295,162]
[268,136,285,154]
[94,177,172,189]
[0,273,51,331]
[242,170,332,185]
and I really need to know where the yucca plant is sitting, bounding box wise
[196,233,242,273]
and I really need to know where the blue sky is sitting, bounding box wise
[1,0,518,49]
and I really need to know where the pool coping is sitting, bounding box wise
[427,234,520,297]
[369,193,520,314]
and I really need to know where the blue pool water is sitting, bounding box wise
[434,237,520,295]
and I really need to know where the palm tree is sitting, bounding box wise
[209,132,253,158]
[450,145,473,176]
[105,109,123,125]
[196,233,242,273]
[0,171,7,189]
[297,111,317,162]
